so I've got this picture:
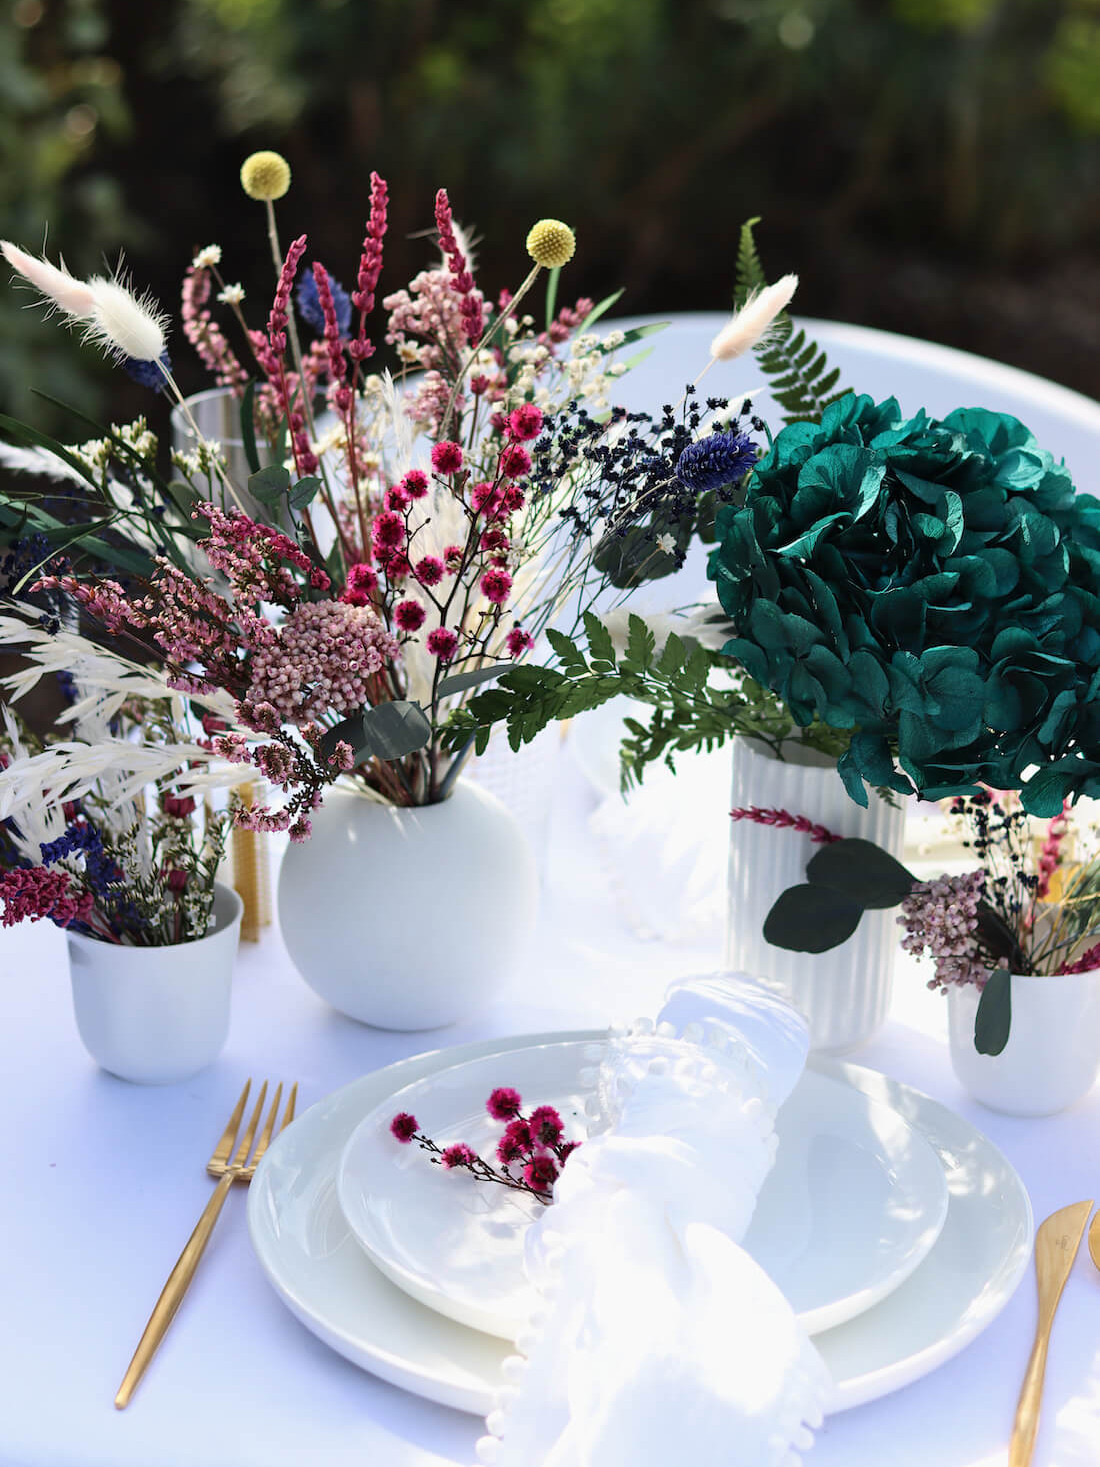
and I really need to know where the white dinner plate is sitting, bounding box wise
[247,1030,1033,1416]
[337,1039,949,1339]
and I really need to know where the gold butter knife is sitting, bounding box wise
[1009,1199,1093,1467]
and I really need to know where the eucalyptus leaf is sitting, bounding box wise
[437,665,506,698]
[973,968,1012,1056]
[289,476,322,510]
[763,884,865,952]
[805,838,916,909]
[319,701,432,766]
[248,464,291,504]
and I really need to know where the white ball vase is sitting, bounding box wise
[277,780,539,1030]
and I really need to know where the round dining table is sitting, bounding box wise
[4,316,1100,1467]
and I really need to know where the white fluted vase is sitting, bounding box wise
[726,738,907,1051]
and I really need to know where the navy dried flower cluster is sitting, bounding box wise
[711,394,1100,815]
[531,388,759,590]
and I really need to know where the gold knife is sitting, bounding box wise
[1009,1199,1093,1467]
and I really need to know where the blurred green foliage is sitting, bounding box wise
[2,0,1099,428]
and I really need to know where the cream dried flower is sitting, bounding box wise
[1,240,168,363]
[709,275,799,362]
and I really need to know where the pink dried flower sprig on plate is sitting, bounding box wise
[390,1087,581,1205]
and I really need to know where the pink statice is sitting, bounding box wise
[384,267,468,372]
[390,1113,419,1143]
[487,1086,523,1120]
[506,627,533,657]
[244,600,399,724]
[898,870,991,989]
[385,483,410,512]
[0,867,94,929]
[371,511,406,552]
[401,469,429,499]
[500,1118,534,1155]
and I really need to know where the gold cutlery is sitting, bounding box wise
[114,1079,298,1409]
[1088,1207,1100,1274]
[1009,1199,1093,1467]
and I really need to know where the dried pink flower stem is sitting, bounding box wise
[729,805,841,844]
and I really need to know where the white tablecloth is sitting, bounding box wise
[5,318,1100,1467]
[3,750,1100,1467]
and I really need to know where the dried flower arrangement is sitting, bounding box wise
[759,790,1100,1053]
[0,152,781,842]
[391,1086,581,1205]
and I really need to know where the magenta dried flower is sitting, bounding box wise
[390,1112,419,1143]
[431,440,464,475]
[528,1104,564,1147]
[441,1142,478,1169]
[523,1155,559,1192]
[487,1086,523,1120]
[501,1117,534,1155]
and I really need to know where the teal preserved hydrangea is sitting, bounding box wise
[709,393,1100,815]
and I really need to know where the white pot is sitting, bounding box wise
[67,883,243,1084]
[726,737,908,1052]
[277,780,539,1030]
[948,973,1100,1116]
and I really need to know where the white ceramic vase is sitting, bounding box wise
[947,972,1100,1116]
[277,780,539,1030]
[67,883,243,1084]
[726,737,908,1052]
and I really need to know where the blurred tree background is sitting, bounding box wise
[2,0,1099,437]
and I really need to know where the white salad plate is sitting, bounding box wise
[336,1038,949,1340]
[247,1029,1033,1416]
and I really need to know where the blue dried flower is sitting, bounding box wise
[122,352,172,391]
[676,430,758,494]
[297,272,352,338]
[710,394,1100,815]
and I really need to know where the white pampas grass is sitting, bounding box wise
[709,274,799,362]
[2,239,169,363]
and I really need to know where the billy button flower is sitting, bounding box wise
[240,150,292,201]
[526,219,576,270]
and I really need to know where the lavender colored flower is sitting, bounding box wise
[296,271,352,338]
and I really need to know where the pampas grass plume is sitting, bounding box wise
[709,274,799,362]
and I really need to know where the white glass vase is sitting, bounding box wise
[726,738,907,1051]
[277,780,538,1030]
[948,973,1100,1115]
[67,883,243,1084]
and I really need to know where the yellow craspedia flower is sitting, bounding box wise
[526,219,576,269]
[240,151,291,202]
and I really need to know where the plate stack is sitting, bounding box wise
[247,1031,1034,1414]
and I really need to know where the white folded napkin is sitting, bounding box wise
[475,973,831,1466]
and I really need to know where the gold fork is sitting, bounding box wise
[114,1079,298,1409]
